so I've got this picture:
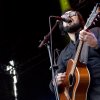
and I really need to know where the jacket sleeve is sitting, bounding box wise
[90,27,100,52]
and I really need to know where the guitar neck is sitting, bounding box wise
[71,40,83,73]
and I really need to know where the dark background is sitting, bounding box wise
[0,0,100,100]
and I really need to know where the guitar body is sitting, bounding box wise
[59,59,90,100]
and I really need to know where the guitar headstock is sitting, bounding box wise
[84,3,100,30]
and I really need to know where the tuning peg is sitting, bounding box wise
[95,18,98,21]
[92,22,95,25]
[97,14,100,18]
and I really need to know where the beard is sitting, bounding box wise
[63,22,82,33]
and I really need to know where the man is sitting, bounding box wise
[49,10,100,100]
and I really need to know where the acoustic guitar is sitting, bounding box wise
[59,3,100,100]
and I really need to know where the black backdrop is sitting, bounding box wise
[1,0,99,100]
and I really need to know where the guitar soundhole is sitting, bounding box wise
[69,74,74,86]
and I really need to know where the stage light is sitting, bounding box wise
[59,0,71,12]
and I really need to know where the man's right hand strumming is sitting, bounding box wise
[53,72,66,86]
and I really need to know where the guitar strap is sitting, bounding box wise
[79,42,89,64]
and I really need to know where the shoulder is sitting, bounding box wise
[59,41,72,58]
[90,27,100,33]
[90,27,100,36]
[60,42,71,53]
[59,45,68,56]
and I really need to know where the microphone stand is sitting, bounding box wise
[46,43,60,100]
[38,19,58,48]
[38,17,60,100]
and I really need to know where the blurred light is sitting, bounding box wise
[9,60,14,66]
[59,0,71,12]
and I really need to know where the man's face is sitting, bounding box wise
[61,11,82,33]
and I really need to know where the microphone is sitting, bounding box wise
[50,16,72,23]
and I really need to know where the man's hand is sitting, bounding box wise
[53,72,66,86]
[79,30,98,48]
